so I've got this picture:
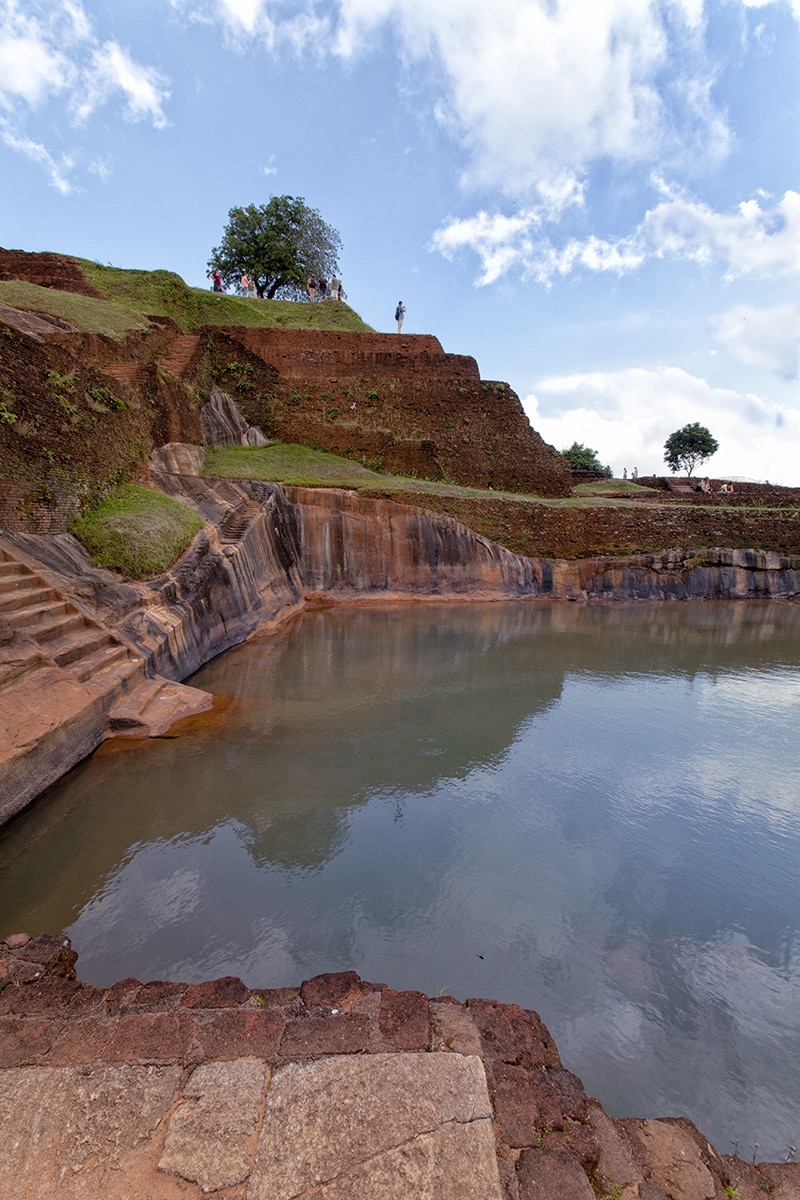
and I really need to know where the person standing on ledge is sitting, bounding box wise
[395,301,406,332]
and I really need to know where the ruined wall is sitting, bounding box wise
[231,327,481,381]
[202,330,571,496]
[0,247,105,297]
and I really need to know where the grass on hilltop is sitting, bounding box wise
[0,263,374,341]
[78,261,375,335]
[70,484,204,578]
[0,280,147,338]
[202,443,659,505]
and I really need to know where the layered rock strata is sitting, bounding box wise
[2,478,799,820]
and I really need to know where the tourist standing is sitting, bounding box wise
[212,268,222,293]
[395,301,406,332]
[307,276,316,303]
[317,276,327,301]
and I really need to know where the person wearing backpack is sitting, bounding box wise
[395,301,406,332]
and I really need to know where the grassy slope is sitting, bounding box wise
[0,264,374,341]
[70,484,204,578]
[78,261,375,335]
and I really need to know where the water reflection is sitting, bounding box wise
[0,600,799,1158]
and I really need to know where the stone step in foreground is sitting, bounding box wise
[1,934,798,1200]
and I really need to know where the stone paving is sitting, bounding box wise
[2,934,799,1200]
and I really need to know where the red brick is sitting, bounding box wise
[279,1013,369,1058]
[0,977,80,1015]
[0,1016,60,1066]
[299,971,367,1010]
[123,980,187,1012]
[181,976,249,1009]
[195,1008,285,1060]
[378,988,430,1051]
[104,1012,195,1061]
[48,1017,113,1065]
[489,1063,541,1148]
[466,999,561,1069]
[103,978,143,1014]
[516,1148,595,1200]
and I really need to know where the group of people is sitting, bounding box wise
[211,269,408,334]
[696,478,735,494]
[307,275,344,302]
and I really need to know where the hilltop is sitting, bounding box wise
[2,248,800,565]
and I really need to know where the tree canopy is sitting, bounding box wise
[561,442,608,473]
[663,423,719,477]
[208,197,342,300]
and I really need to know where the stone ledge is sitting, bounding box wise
[2,935,800,1199]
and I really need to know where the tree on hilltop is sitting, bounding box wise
[561,442,608,473]
[663,423,719,477]
[208,197,342,300]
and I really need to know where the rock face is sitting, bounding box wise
[2,477,798,821]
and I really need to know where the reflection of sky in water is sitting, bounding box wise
[0,601,798,1158]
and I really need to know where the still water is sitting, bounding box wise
[2,600,800,1157]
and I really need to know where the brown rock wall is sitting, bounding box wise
[0,248,105,298]
[231,327,480,381]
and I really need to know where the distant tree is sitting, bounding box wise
[208,197,342,300]
[561,442,607,472]
[663,423,719,477]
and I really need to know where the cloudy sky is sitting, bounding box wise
[1,0,798,482]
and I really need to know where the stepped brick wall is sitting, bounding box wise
[231,327,481,381]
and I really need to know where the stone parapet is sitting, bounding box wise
[0,934,797,1200]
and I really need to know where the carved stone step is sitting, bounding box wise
[0,585,58,611]
[19,611,87,644]
[8,600,72,629]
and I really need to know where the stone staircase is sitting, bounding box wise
[0,548,141,690]
[100,359,139,385]
[159,332,200,378]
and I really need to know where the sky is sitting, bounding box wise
[1,0,799,483]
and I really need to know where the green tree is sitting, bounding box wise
[663,422,719,477]
[208,197,343,300]
[561,442,607,472]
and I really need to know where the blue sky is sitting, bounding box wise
[1,0,798,483]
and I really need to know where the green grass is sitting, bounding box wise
[202,444,676,506]
[70,484,204,579]
[0,263,375,340]
[78,261,375,334]
[203,443,512,496]
[0,280,146,338]
[571,478,658,496]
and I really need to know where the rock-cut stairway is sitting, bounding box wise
[0,547,141,689]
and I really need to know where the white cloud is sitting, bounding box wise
[0,118,75,194]
[741,0,800,20]
[525,365,800,483]
[0,0,170,187]
[709,304,800,378]
[433,190,800,286]
[75,42,170,128]
[0,3,71,108]
[644,189,800,277]
[331,0,729,204]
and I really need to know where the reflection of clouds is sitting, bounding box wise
[565,996,653,1065]
[141,867,201,924]
[74,841,205,953]
[696,669,800,718]
[678,932,800,1039]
